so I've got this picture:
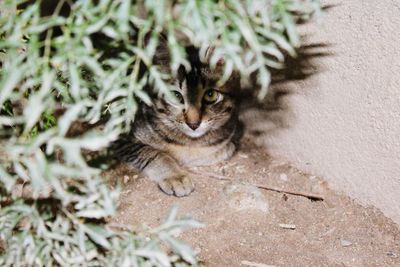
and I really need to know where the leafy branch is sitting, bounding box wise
[0,0,319,266]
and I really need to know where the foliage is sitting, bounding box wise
[0,0,319,266]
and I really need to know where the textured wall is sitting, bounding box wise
[245,0,400,224]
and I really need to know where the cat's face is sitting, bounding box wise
[152,66,238,139]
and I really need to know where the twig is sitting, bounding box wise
[107,222,136,233]
[188,169,324,201]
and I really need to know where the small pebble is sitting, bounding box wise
[387,251,397,258]
[340,239,353,247]
[279,223,296,230]
[123,175,130,184]
[241,260,276,267]
[238,153,249,158]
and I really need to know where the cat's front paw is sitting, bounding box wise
[158,175,194,197]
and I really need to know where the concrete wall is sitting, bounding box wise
[245,0,400,224]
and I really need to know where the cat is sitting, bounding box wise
[112,45,241,197]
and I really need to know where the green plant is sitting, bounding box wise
[0,0,319,266]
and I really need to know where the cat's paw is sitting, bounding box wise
[158,175,194,197]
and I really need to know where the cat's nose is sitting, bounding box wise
[186,121,200,130]
[184,106,201,130]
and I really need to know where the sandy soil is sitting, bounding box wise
[106,137,399,267]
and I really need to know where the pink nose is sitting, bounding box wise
[186,121,200,130]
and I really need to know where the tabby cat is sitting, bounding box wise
[112,46,241,197]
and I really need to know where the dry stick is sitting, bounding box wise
[188,169,324,201]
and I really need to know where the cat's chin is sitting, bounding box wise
[181,124,209,139]
[183,131,206,138]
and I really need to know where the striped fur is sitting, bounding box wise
[112,47,240,197]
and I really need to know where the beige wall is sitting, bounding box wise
[245,0,400,224]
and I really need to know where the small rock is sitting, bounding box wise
[340,239,353,247]
[386,251,397,258]
[279,223,296,230]
[123,189,132,195]
[241,260,276,267]
[123,175,130,184]
[238,153,249,159]
[279,173,288,181]
[223,182,269,213]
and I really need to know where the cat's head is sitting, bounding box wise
[151,45,240,139]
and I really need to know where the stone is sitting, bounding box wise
[223,182,269,213]
[340,239,353,247]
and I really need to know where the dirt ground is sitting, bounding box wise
[108,137,400,267]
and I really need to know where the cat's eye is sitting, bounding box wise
[171,90,184,104]
[203,89,221,104]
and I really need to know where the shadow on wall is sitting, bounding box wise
[240,40,333,146]
[240,4,339,147]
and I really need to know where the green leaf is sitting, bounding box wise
[159,232,196,265]
[83,224,111,250]
[58,102,86,136]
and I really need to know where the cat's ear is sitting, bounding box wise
[200,46,227,81]
[201,46,225,68]
[201,46,241,92]
[152,33,171,72]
